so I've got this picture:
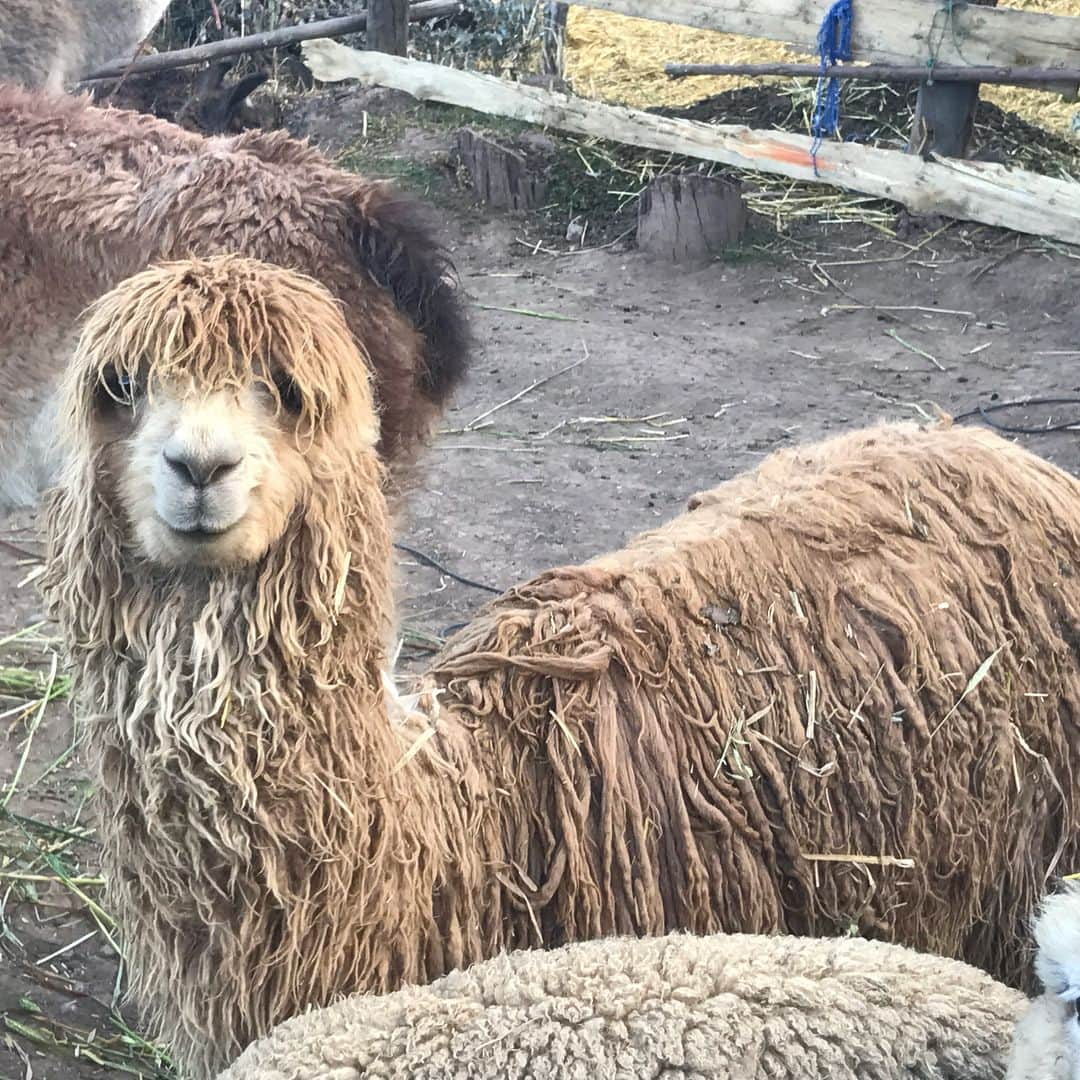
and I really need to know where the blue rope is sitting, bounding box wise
[810,0,854,175]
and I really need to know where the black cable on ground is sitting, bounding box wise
[394,542,502,594]
[952,396,1080,435]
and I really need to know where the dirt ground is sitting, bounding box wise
[1,95,1079,1079]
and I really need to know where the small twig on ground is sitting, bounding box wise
[1,656,58,810]
[885,329,947,372]
[823,304,975,317]
[465,352,587,431]
[473,303,577,322]
[0,539,44,563]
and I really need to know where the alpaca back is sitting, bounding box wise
[431,421,1080,990]
[0,0,172,90]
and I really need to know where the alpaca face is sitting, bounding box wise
[61,255,382,573]
[100,378,309,568]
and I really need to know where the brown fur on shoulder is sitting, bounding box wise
[45,261,1080,1078]
[0,83,468,507]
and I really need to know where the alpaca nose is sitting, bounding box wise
[163,445,242,489]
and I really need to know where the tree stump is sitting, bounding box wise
[454,129,548,211]
[636,174,747,264]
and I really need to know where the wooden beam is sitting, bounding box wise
[664,61,1080,96]
[79,1,460,82]
[368,0,410,55]
[570,0,1080,71]
[301,40,1080,245]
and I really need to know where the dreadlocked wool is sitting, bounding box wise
[0,82,468,509]
[45,258,1080,1078]
[219,932,1026,1080]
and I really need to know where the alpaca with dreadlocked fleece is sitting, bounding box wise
[46,255,1080,1078]
[0,84,468,509]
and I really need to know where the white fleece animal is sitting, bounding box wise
[219,932,1025,1080]
[1008,883,1080,1080]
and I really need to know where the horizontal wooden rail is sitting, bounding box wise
[80,1,461,82]
[665,60,1080,95]
[301,39,1080,245]
[571,0,1080,72]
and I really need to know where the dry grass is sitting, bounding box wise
[564,0,1080,136]
[0,616,175,1078]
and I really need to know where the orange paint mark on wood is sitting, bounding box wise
[736,133,826,172]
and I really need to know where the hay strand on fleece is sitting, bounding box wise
[430,422,1080,985]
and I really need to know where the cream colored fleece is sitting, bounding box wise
[219,932,1025,1080]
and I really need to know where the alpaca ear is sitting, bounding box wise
[194,60,232,96]
[346,187,471,404]
[195,70,268,134]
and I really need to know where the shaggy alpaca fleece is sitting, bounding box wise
[0,83,468,507]
[46,260,1080,1080]
[219,933,1025,1080]
[1008,884,1080,1080]
[427,421,1080,991]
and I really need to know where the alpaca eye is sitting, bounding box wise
[98,366,139,408]
[272,371,304,416]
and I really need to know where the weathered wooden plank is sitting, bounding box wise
[568,0,1080,71]
[301,39,1080,244]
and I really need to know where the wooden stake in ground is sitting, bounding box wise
[637,174,747,264]
[367,0,410,56]
[454,129,548,210]
[301,41,1080,246]
[908,0,999,159]
[541,2,569,77]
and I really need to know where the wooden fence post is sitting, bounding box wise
[908,0,997,158]
[368,0,410,55]
[541,2,568,77]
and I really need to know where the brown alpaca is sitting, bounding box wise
[46,256,1080,1078]
[0,83,468,508]
[0,0,173,91]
